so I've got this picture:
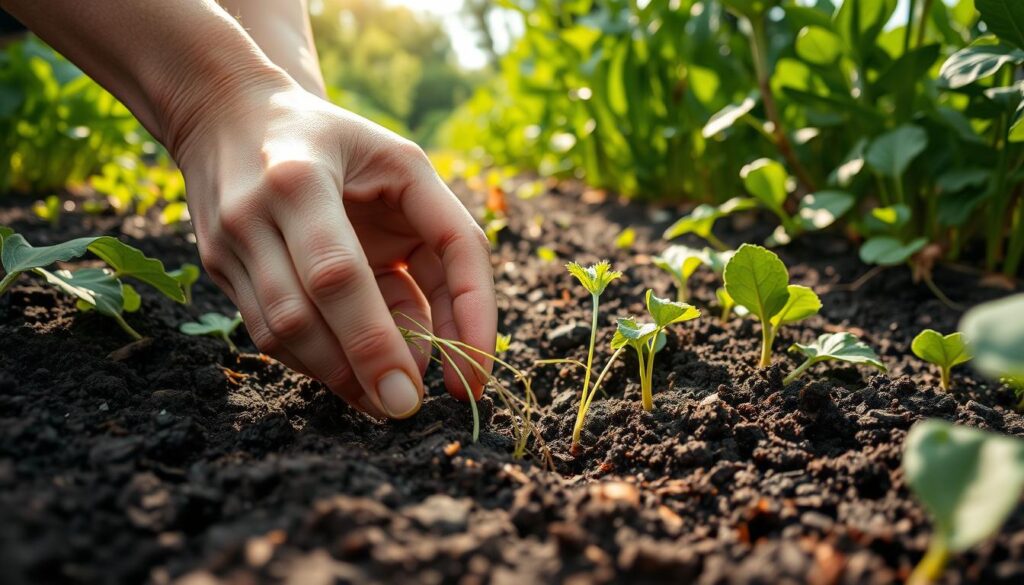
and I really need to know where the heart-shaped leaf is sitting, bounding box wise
[723,244,790,323]
[770,284,821,328]
[645,289,700,328]
[903,419,1024,552]
[663,197,757,242]
[741,158,789,214]
[790,332,886,370]
[180,312,243,351]
[2,232,99,276]
[912,330,972,371]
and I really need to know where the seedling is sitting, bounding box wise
[723,244,820,367]
[662,197,757,250]
[911,330,972,392]
[612,290,700,411]
[36,267,143,339]
[169,263,200,305]
[180,312,243,352]
[652,245,705,302]
[784,332,886,385]
[903,419,1024,585]
[563,261,622,452]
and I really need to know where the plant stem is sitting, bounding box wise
[783,358,814,386]
[904,0,918,54]
[759,322,774,368]
[940,366,950,392]
[636,347,649,411]
[676,281,687,303]
[220,332,238,353]
[571,293,601,451]
[987,101,1012,271]
[705,232,729,251]
[113,314,143,341]
[0,271,18,297]
[907,540,949,585]
[916,0,934,48]
[641,335,658,412]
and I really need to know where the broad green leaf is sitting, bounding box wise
[865,125,928,178]
[645,289,700,328]
[1,232,99,276]
[796,26,844,65]
[912,330,973,370]
[87,237,185,303]
[611,316,658,350]
[741,158,789,212]
[875,44,942,96]
[770,285,821,327]
[976,0,1024,50]
[180,312,243,337]
[798,191,855,230]
[652,245,705,282]
[939,38,1024,89]
[959,294,1024,382]
[663,197,758,241]
[789,332,886,370]
[566,260,622,296]
[903,419,1024,552]
[937,168,991,193]
[723,244,791,323]
[859,236,928,265]
[703,95,757,138]
[35,267,126,318]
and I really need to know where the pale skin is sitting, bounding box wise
[1,0,496,419]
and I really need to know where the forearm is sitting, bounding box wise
[218,0,325,97]
[0,0,296,157]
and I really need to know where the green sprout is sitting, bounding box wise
[169,263,200,305]
[723,244,821,367]
[37,267,144,340]
[612,290,700,412]
[784,332,886,385]
[911,329,972,392]
[563,260,622,452]
[662,197,757,250]
[651,245,705,303]
[180,312,243,352]
[903,419,1024,585]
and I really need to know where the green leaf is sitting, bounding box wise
[741,158,789,212]
[703,95,758,138]
[1,232,99,276]
[169,263,200,304]
[865,125,928,179]
[770,285,821,328]
[859,236,928,265]
[35,267,126,318]
[863,204,913,234]
[614,227,636,250]
[122,283,141,313]
[912,329,973,370]
[959,294,1024,382]
[645,289,700,328]
[180,312,243,338]
[565,260,622,296]
[611,316,658,350]
[652,245,706,282]
[663,197,758,241]
[835,0,898,62]
[903,419,1024,552]
[723,244,791,323]
[798,191,855,230]
[789,332,887,370]
[703,248,736,275]
[976,0,1024,50]
[796,26,844,66]
[87,237,185,303]
[939,38,1024,89]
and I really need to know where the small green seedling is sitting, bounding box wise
[960,294,1024,406]
[33,195,62,229]
[36,267,144,339]
[180,312,243,352]
[723,244,821,367]
[614,227,636,250]
[652,245,705,302]
[662,197,757,250]
[784,332,886,385]
[564,260,622,453]
[911,330,972,392]
[169,263,200,305]
[612,290,700,412]
[903,419,1024,585]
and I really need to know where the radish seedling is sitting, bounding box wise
[35,267,144,339]
[723,244,820,367]
[903,419,1024,585]
[911,330,972,392]
[612,290,700,411]
[652,245,705,303]
[180,312,243,352]
[662,197,757,250]
[564,260,622,452]
[784,332,885,385]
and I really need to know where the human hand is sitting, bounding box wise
[173,80,496,419]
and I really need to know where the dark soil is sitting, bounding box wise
[1,181,1023,585]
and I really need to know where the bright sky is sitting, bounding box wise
[385,0,518,70]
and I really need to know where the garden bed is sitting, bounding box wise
[1,182,1022,585]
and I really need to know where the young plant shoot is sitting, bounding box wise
[36,267,144,340]
[911,330,972,392]
[651,245,704,302]
[180,312,243,352]
[723,244,820,367]
[903,419,1024,585]
[565,261,622,452]
[785,332,886,385]
[169,263,200,305]
[662,197,757,250]
[612,290,700,412]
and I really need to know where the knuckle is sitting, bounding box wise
[263,295,312,340]
[391,139,428,167]
[321,362,352,389]
[345,324,392,362]
[263,159,329,199]
[217,199,260,243]
[305,245,363,299]
[248,323,281,355]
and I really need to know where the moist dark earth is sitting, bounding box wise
[1,180,1023,585]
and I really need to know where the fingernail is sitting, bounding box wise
[377,370,421,419]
